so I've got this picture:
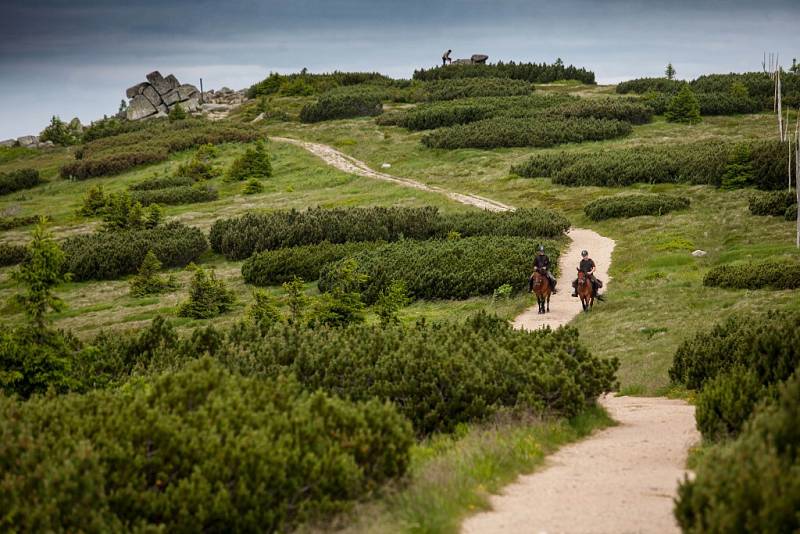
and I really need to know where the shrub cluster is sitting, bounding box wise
[674,370,800,533]
[0,168,42,196]
[615,77,684,94]
[413,60,596,85]
[318,236,557,303]
[299,93,383,123]
[670,311,800,440]
[421,116,632,149]
[130,184,218,206]
[0,358,413,533]
[62,221,207,281]
[584,194,690,221]
[0,215,39,231]
[423,77,533,100]
[702,258,800,290]
[129,174,195,191]
[0,243,27,266]
[246,71,393,98]
[60,119,260,180]
[690,71,800,109]
[641,91,761,116]
[513,140,790,189]
[748,189,796,216]
[242,241,381,285]
[210,206,570,260]
[542,98,653,124]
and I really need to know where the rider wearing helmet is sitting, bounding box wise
[530,244,558,293]
[572,249,601,297]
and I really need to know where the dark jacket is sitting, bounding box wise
[579,258,595,273]
[534,254,550,271]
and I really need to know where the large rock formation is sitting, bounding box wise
[124,71,200,121]
[451,54,490,66]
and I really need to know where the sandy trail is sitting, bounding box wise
[270,137,513,212]
[274,136,699,534]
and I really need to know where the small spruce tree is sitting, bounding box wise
[168,102,187,121]
[665,62,676,80]
[177,264,236,318]
[247,290,282,330]
[666,84,701,124]
[102,192,145,231]
[375,280,409,326]
[144,204,163,229]
[282,276,308,325]
[79,184,109,216]
[242,178,264,195]
[130,250,178,297]
[308,259,366,328]
[225,140,272,181]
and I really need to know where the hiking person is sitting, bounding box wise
[442,49,452,66]
[572,250,602,298]
[530,245,557,294]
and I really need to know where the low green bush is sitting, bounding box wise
[702,258,800,290]
[424,77,533,100]
[584,194,690,221]
[674,371,800,533]
[246,71,392,98]
[413,61,596,85]
[0,243,27,266]
[242,178,264,195]
[318,236,557,303]
[748,190,796,216]
[669,311,800,391]
[60,119,260,179]
[210,206,570,260]
[129,250,179,297]
[421,117,632,149]
[542,98,652,124]
[130,184,218,206]
[616,77,683,94]
[0,215,39,231]
[786,204,797,221]
[300,93,383,122]
[242,241,380,285]
[62,222,207,281]
[694,366,768,441]
[514,140,790,189]
[129,175,195,191]
[0,168,42,196]
[0,358,413,532]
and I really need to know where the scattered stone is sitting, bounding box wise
[182,97,200,113]
[381,163,391,168]
[17,135,39,148]
[691,250,707,257]
[126,95,157,121]
[201,103,231,112]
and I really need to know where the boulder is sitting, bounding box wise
[126,82,149,99]
[201,103,231,112]
[176,84,200,100]
[451,59,472,66]
[146,70,175,95]
[163,74,180,92]
[162,88,181,106]
[126,95,157,120]
[17,135,39,148]
[691,250,707,257]
[68,117,83,133]
[181,97,200,112]
[156,104,168,115]
[471,54,489,64]
[218,86,233,94]
[0,139,16,147]
[142,84,163,107]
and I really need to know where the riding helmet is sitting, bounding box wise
[581,250,588,257]
[538,245,545,252]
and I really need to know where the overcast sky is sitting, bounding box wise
[0,0,797,139]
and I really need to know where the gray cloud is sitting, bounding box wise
[0,0,797,138]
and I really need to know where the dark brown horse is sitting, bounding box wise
[530,270,552,314]
[577,269,594,312]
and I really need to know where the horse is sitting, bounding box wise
[529,270,552,314]
[576,269,594,312]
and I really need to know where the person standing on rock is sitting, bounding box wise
[442,49,452,66]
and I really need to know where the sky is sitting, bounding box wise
[0,0,797,139]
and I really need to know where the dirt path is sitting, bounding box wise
[270,137,513,212]
[514,228,614,331]
[275,136,699,534]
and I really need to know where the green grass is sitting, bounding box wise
[307,406,613,534]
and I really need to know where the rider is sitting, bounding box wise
[572,249,601,298]
[530,245,558,294]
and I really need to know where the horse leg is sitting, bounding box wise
[546,294,550,313]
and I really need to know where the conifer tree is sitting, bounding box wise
[665,62,676,80]
[666,84,701,124]
[225,140,272,181]
[130,250,178,297]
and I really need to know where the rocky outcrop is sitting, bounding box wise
[124,71,200,121]
[0,135,55,149]
[451,54,490,66]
